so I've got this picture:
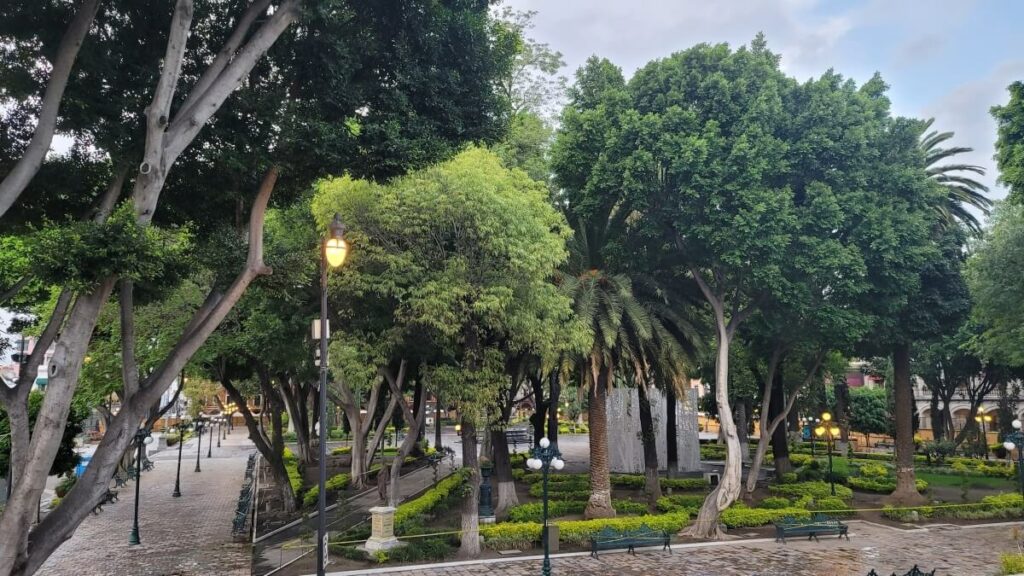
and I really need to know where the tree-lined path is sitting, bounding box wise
[35,433,254,576]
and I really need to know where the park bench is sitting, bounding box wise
[773,513,849,543]
[112,470,129,488]
[866,566,935,576]
[505,429,532,453]
[141,456,155,472]
[91,489,118,514]
[589,524,671,558]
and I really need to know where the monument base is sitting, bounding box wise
[480,515,496,524]
[359,537,405,553]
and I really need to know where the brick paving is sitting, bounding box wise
[371,521,1023,576]
[36,430,255,576]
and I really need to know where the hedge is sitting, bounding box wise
[721,505,811,528]
[769,481,853,500]
[331,446,352,456]
[303,473,352,508]
[506,499,648,523]
[882,493,1023,522]
[283,448,302,495]
[656,494,707,513]
[395,468,470,532]
[480,510,690,550]
[848,476,928,493]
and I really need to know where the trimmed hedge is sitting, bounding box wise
[882,493,1023,522]
[848,476,928,493]
[303,473,352,508]
[481,510,690,550]
[507,499,649,523]
[331,446,352,456]
[721,505,811,528]
[283,448,302,495]
[395,468,470,532]
[769,481,853,500]
[656,494,706,513]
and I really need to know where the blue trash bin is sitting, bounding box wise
[74,455,92,478]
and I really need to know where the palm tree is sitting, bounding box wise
[920,118,993,234]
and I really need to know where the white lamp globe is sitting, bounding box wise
[143,436,154,445]
[527,458,541,470]
[539,437,550,449]
[1005,441,1016,452]
[552,458,565,471]
[1014,419,1023,430]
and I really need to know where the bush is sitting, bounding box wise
[507,499,649,523]
[805,496,853,516]
[384,537,455,563]
[481,511,690,550]
[55,474,77,498]
[857,462,889,478]
[283,448,302,496]
[302,472,352,508]
[395,468,470,532]
[557,422,588,434]
[788,454,813,467]
[656,494,707,513]
[1001,553,1024,575]
[777,472,798,484]
[769,481,853,500]
[848,476,928,493]
[331,446,352,456]
[721,506,810,528]
[757,497,791,510]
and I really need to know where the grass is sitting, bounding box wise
[916,471,1016,491]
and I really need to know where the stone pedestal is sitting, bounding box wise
[360,506,404,552]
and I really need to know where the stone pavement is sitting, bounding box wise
[371,521,1023,576]
[36,429,255,576]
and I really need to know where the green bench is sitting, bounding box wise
[589,524,671,558]
[773,513,849,543]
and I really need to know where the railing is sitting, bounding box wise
[232,453,257,538]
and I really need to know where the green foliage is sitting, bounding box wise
[757,497,792,510]
[720,506,811,528]
[331,446,352,456]
[655,494,707,513]
[380,538,455,564]
[968,203,1024,367]
[394,469,470,533]
[992,81,1024,205]
[1001,553,1024,575]
[54,474,77,499]
[882,493,1023,522]
[0,391,85,477]
[848,387,889,438]
[778,472,799,484]
[805,496,853,516]
[480,511,690,550]
[769,481,853,501]
[283,448,302,497]
[507,499,648,523]
[848,476,928,493]
[302,473,352,508]
[857,462,890,479]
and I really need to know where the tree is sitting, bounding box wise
[848,387,889,447]
[0,2,516,573]
[920,119,992,234]
[969,203,1024,368]
[992,81,1024,205]
[313,148,572,557]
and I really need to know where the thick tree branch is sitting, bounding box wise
[93,165,129,223]
[0,276,32,306]
[119,280,139,398]
[0,0,102,219]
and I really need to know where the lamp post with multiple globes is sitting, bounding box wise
[527,437,565,576]
[814,412,841,497]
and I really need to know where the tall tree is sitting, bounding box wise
[992,81,1024,205]
[969,202,1024,368]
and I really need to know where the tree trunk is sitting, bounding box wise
[686,317,742,539]
[768,369,791,476]
[529,373,547,446]
[546,370,560,447]
[458,418,481,559]
[584,362,615,519]
[637,382,662,507]
[434,394,443,450]
[888,342,925,505]
[930,388,944,441]
[490,428,517,518]
[666,382,678,474]
[835,380,850,452]
[736,402,750,464]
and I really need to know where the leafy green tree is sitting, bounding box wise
[969,202,1024,367]
[992,81,1024,205]
[848,387,889,447]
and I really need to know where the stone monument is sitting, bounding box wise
[360,506,404,553]
[607,387,701,473]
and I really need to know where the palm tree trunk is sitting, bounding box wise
[889,342,926,505]
[584,362,615,519]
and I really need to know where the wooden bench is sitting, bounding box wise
[866,566,935,576]
[112,471,129,488]
[774,514,849,543]
[505,429,532,453]
[589,524,671,558]
[91,489,118,514]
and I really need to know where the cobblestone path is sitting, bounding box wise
[367,521,1022,576]
[36,430,254,576]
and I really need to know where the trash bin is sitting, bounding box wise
[74,455,92,478]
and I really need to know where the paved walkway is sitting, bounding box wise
[362,521,1023,576]
[36,430,255,576]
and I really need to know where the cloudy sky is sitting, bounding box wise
[505,0,1024,204]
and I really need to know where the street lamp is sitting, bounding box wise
[975,409,993,460]
[194,418,206,472]
[172,419,190,497]
[527,437,565,576]
[207,418,215,458]
[129,428,154,545]
[217,417,222,448]
[1002,419,1024,509]
[814,412,841,497]
[316,213,348,576]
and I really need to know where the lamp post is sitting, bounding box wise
[814,412,841,497]
[217,417,222,448]
[129,428,154,545]
[974,408,993,460]
[527,437,565,576]
[316,213,349,576]
[172,420,189,497]
[194,419,205,473]
[207,419,214,458]
[1002,419,1024,512]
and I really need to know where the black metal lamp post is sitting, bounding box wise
[814,412,841,497]
[172,420,189,497]
[194,419,205,472]
[527,437,565,576]
[1002,419,1024,511]
[129,428,153,545]
[975,408,993,460]
[217,417,222,448]
[316,213,348,576]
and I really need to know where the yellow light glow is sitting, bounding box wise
[978,406,985,414]
[814,426,826,437]
[455,424,462,434]
[830,427,840,436]
[325,238,348,268]
[975,416,982,422]
[821,412,832,422]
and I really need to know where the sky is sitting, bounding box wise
[505,0,1024,203]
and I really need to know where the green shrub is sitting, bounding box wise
[55,474,77,498]
[778,472,798,484]
[661,477,709,491]
[857,462,889,478]
[1001,553,1024,574]
[769,481,852,500]
[481,511,690,550]
[805,496,853,516]
[283,448,303,496]
[788,454,813,467]
[385,537,455,563]
[848,476,928,493]
[507,499,650,523]
[721,506,810,528]
[757,497,790,510]
[303,472,352,508]
[395,469,470,532]
[656,494,706,513]
[331,446,352,456]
